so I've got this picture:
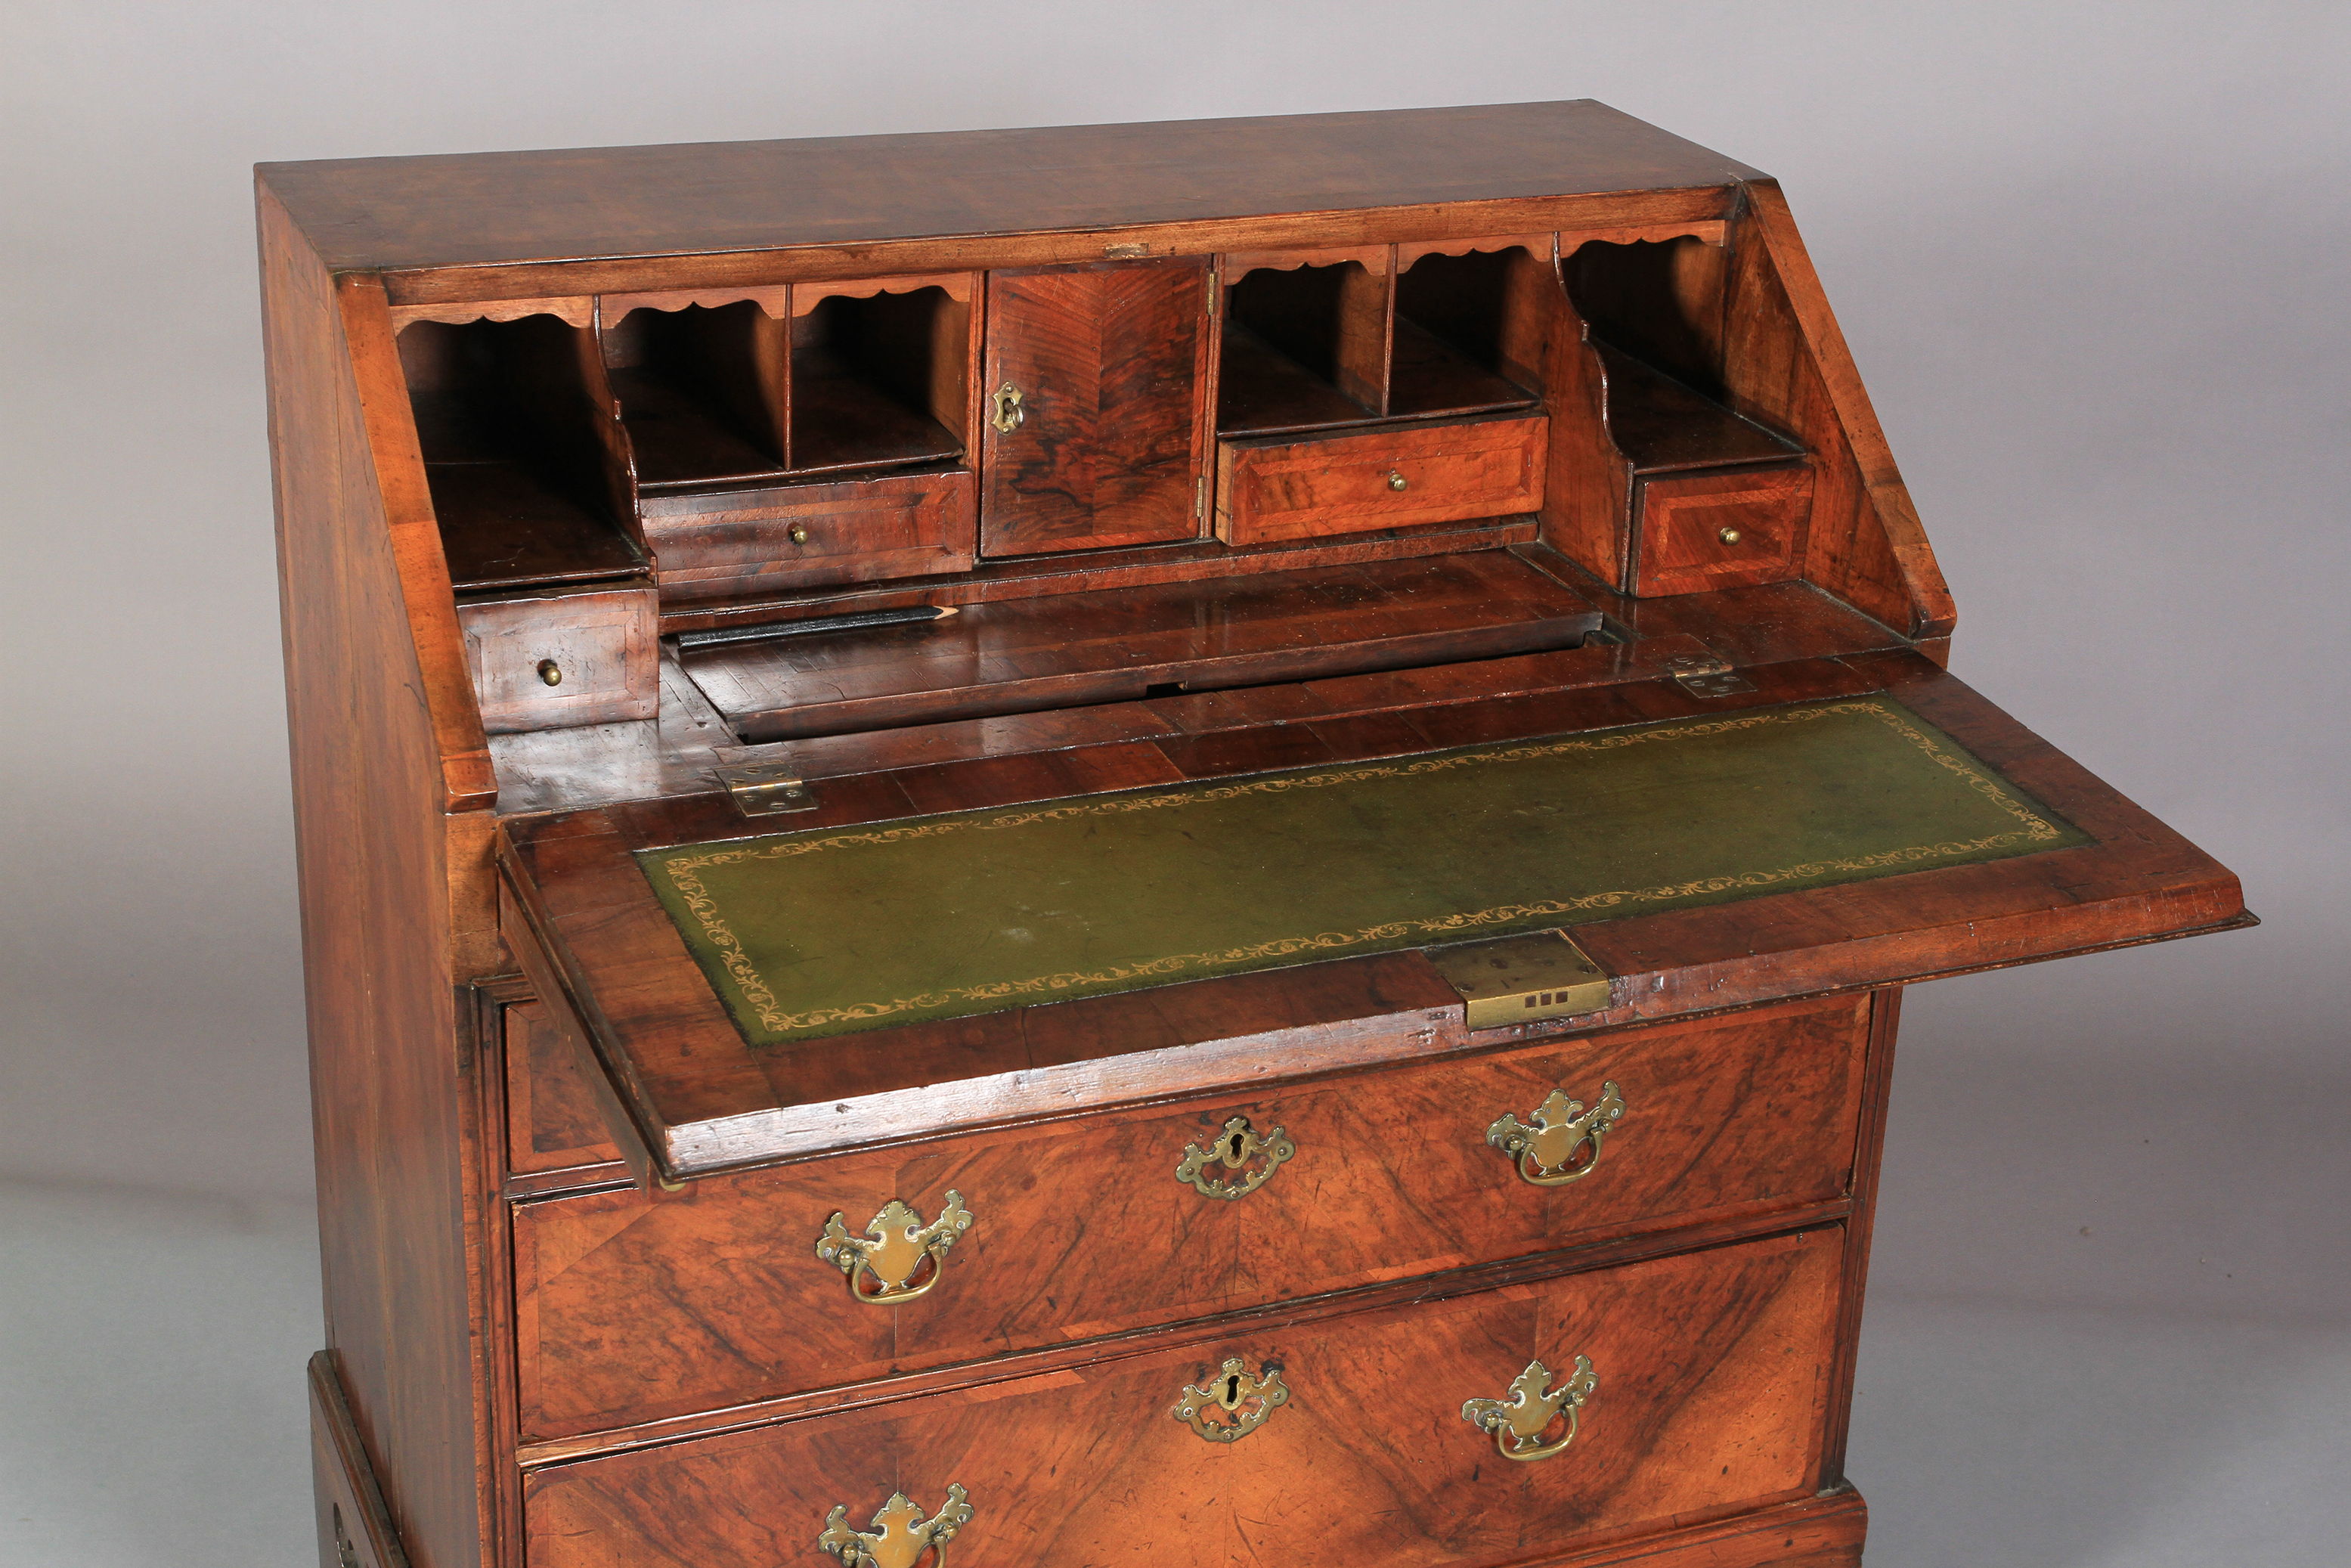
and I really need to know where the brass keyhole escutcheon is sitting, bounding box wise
[1172,1356,1289,1443]
[816,1192,974,1305]
[1176,1115,1295,1199]
[788,524,811,544]
[1485,1082,1628,1186]
[989,381,1026,433]
[537,659,562,687]
[1463,1356,1598,1461]
[1718,526,1742,545]
[1386,469,1409,491]
[819,1485,974,1568]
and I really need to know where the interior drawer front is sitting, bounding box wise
[525,1229,1843,1568]
[456,584,657,734]
[1633,465,1811,596]
[512,993,1869,1440]
[1215,414,1546,544]
[639,466,975,604]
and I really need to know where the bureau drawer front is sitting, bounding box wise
[513,993,1869,1439]
[457,584,658,733]
[638,466,975,605]
[1632,464,1811,596]
[1214,414,1546,544]
[525,1229,1843,1568]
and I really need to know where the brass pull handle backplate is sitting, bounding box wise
[819,1485,973,1568]
[1462,1355,1598,1461]
[816,1191,974,1305]
[1485,1081,1627,1186]
[1172,1356,1290,1443]
[1176,1115,1294,1199]
[989,381,1026,433]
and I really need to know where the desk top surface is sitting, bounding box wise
[257,101,1764,273]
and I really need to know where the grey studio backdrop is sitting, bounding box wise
[2,4,2343,1566]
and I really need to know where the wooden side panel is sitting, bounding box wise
[260,181,483,1568]
[1535,265,1634,586]
[1723,186,1956,640]
[526,1229,1844,1568]
[980,260,1211,555]
[509,994,1866,1439]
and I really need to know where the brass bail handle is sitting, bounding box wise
[816,1192,974,1306]
[1462,1355,1598,1462]
[1175,1114,1296,1200]
[819,1484,973,1568]
[1485,1081,1628,1187]
[989,381,1025,433]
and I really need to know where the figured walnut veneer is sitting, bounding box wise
[264,102,2245,1568]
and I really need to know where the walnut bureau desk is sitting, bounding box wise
[257,101,2248,1568]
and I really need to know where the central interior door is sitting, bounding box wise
[979,257,1213,556]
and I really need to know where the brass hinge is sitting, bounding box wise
[1206,270,1220,314]
[1665,653,1757,698]
[1195,475,1206,520]
[719,761,819,817]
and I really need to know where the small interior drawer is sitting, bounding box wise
[455,581,657,733]
[508,992,1868,1439]
[525,1228,1844,1568]
[1632,463,1812,597]
[1213,413,1546,545]
[639,465,975,606]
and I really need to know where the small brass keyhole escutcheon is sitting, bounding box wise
[819,1484,973,1568]
[990,382,1025,434]
[1463,1355,1598,1461]
[816,1191,974,1305]
[537,659,562,687]
[1718,526,1742,544]
[1176,1115,1294,1199]
[1485,1082,1627,1186]
[789,523,810,544]
[1172,1356,1289,1443]
[1386,469,1409,491]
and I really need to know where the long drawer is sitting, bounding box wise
[512,993,1870,1439]
[525,1227,1845,1568]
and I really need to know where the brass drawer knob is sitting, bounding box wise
[788,523,811,544]
[1386,469,1408,491]
[1485,1082,1627,1186]
[537,658,562,687]
[1176,1115,1294,1199]
[990,380,1026,433]
[816,1191,973,1305]
[1718,525,1742,544]
[819,1484,973,1568]
[1172,1356,1289,1443]
[1463,1356,1598,1461]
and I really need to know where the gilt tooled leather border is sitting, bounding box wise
[644,697,2073,1040]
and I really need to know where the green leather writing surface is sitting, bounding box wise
[637,696,2087,1045]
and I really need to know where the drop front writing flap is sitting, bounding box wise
[495,651,2247,1183]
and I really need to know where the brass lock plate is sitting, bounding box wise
[1426,930,1612,1028]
